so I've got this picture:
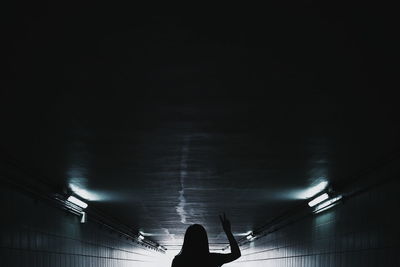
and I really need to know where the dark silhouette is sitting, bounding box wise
[171,213,241,267]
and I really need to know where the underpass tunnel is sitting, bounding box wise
[2,2,400,267]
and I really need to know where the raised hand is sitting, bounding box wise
[219,213,232,233]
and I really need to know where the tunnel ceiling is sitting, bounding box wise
[2,3,399,251]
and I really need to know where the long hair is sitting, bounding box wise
[179,224,210,256]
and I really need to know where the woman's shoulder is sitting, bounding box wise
[172,253,224,267]
[172,255,183,262]
[172,255,182,267]
[209,253,228,266]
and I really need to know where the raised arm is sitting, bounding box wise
[217,213,241,264]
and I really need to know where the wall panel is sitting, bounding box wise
[228,179,400,267]
[0,185,163,267]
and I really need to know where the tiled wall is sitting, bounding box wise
[228,178,400,267]
[0,185,163,267]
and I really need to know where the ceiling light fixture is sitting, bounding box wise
[308,193,329,207]
[246,232,255,241]
[314,195,343,213]
[301,181,329,199]
[67,195,88,209]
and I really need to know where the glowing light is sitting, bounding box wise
[299,181,328,199]
[138,234,145,240]
[69,184,102,201]
[236,231,253,236]
[67,195,88,209]
[314,195,343,213]
[246,232,255,241]
[308,193,329,207]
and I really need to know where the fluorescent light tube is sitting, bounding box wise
[314,195,343,213]
[308,193,329,207]
[67,196,88,209]
[138,234,144,240]
[300,181,328,199]
[246,233,255,241]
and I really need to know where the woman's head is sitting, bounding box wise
[179,224,209,256]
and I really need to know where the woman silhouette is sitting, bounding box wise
[171,213,241,267]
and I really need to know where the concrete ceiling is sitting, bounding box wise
[2,2,399,251]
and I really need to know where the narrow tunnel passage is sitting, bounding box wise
[1,165,399,266]
[2,2,400,267]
